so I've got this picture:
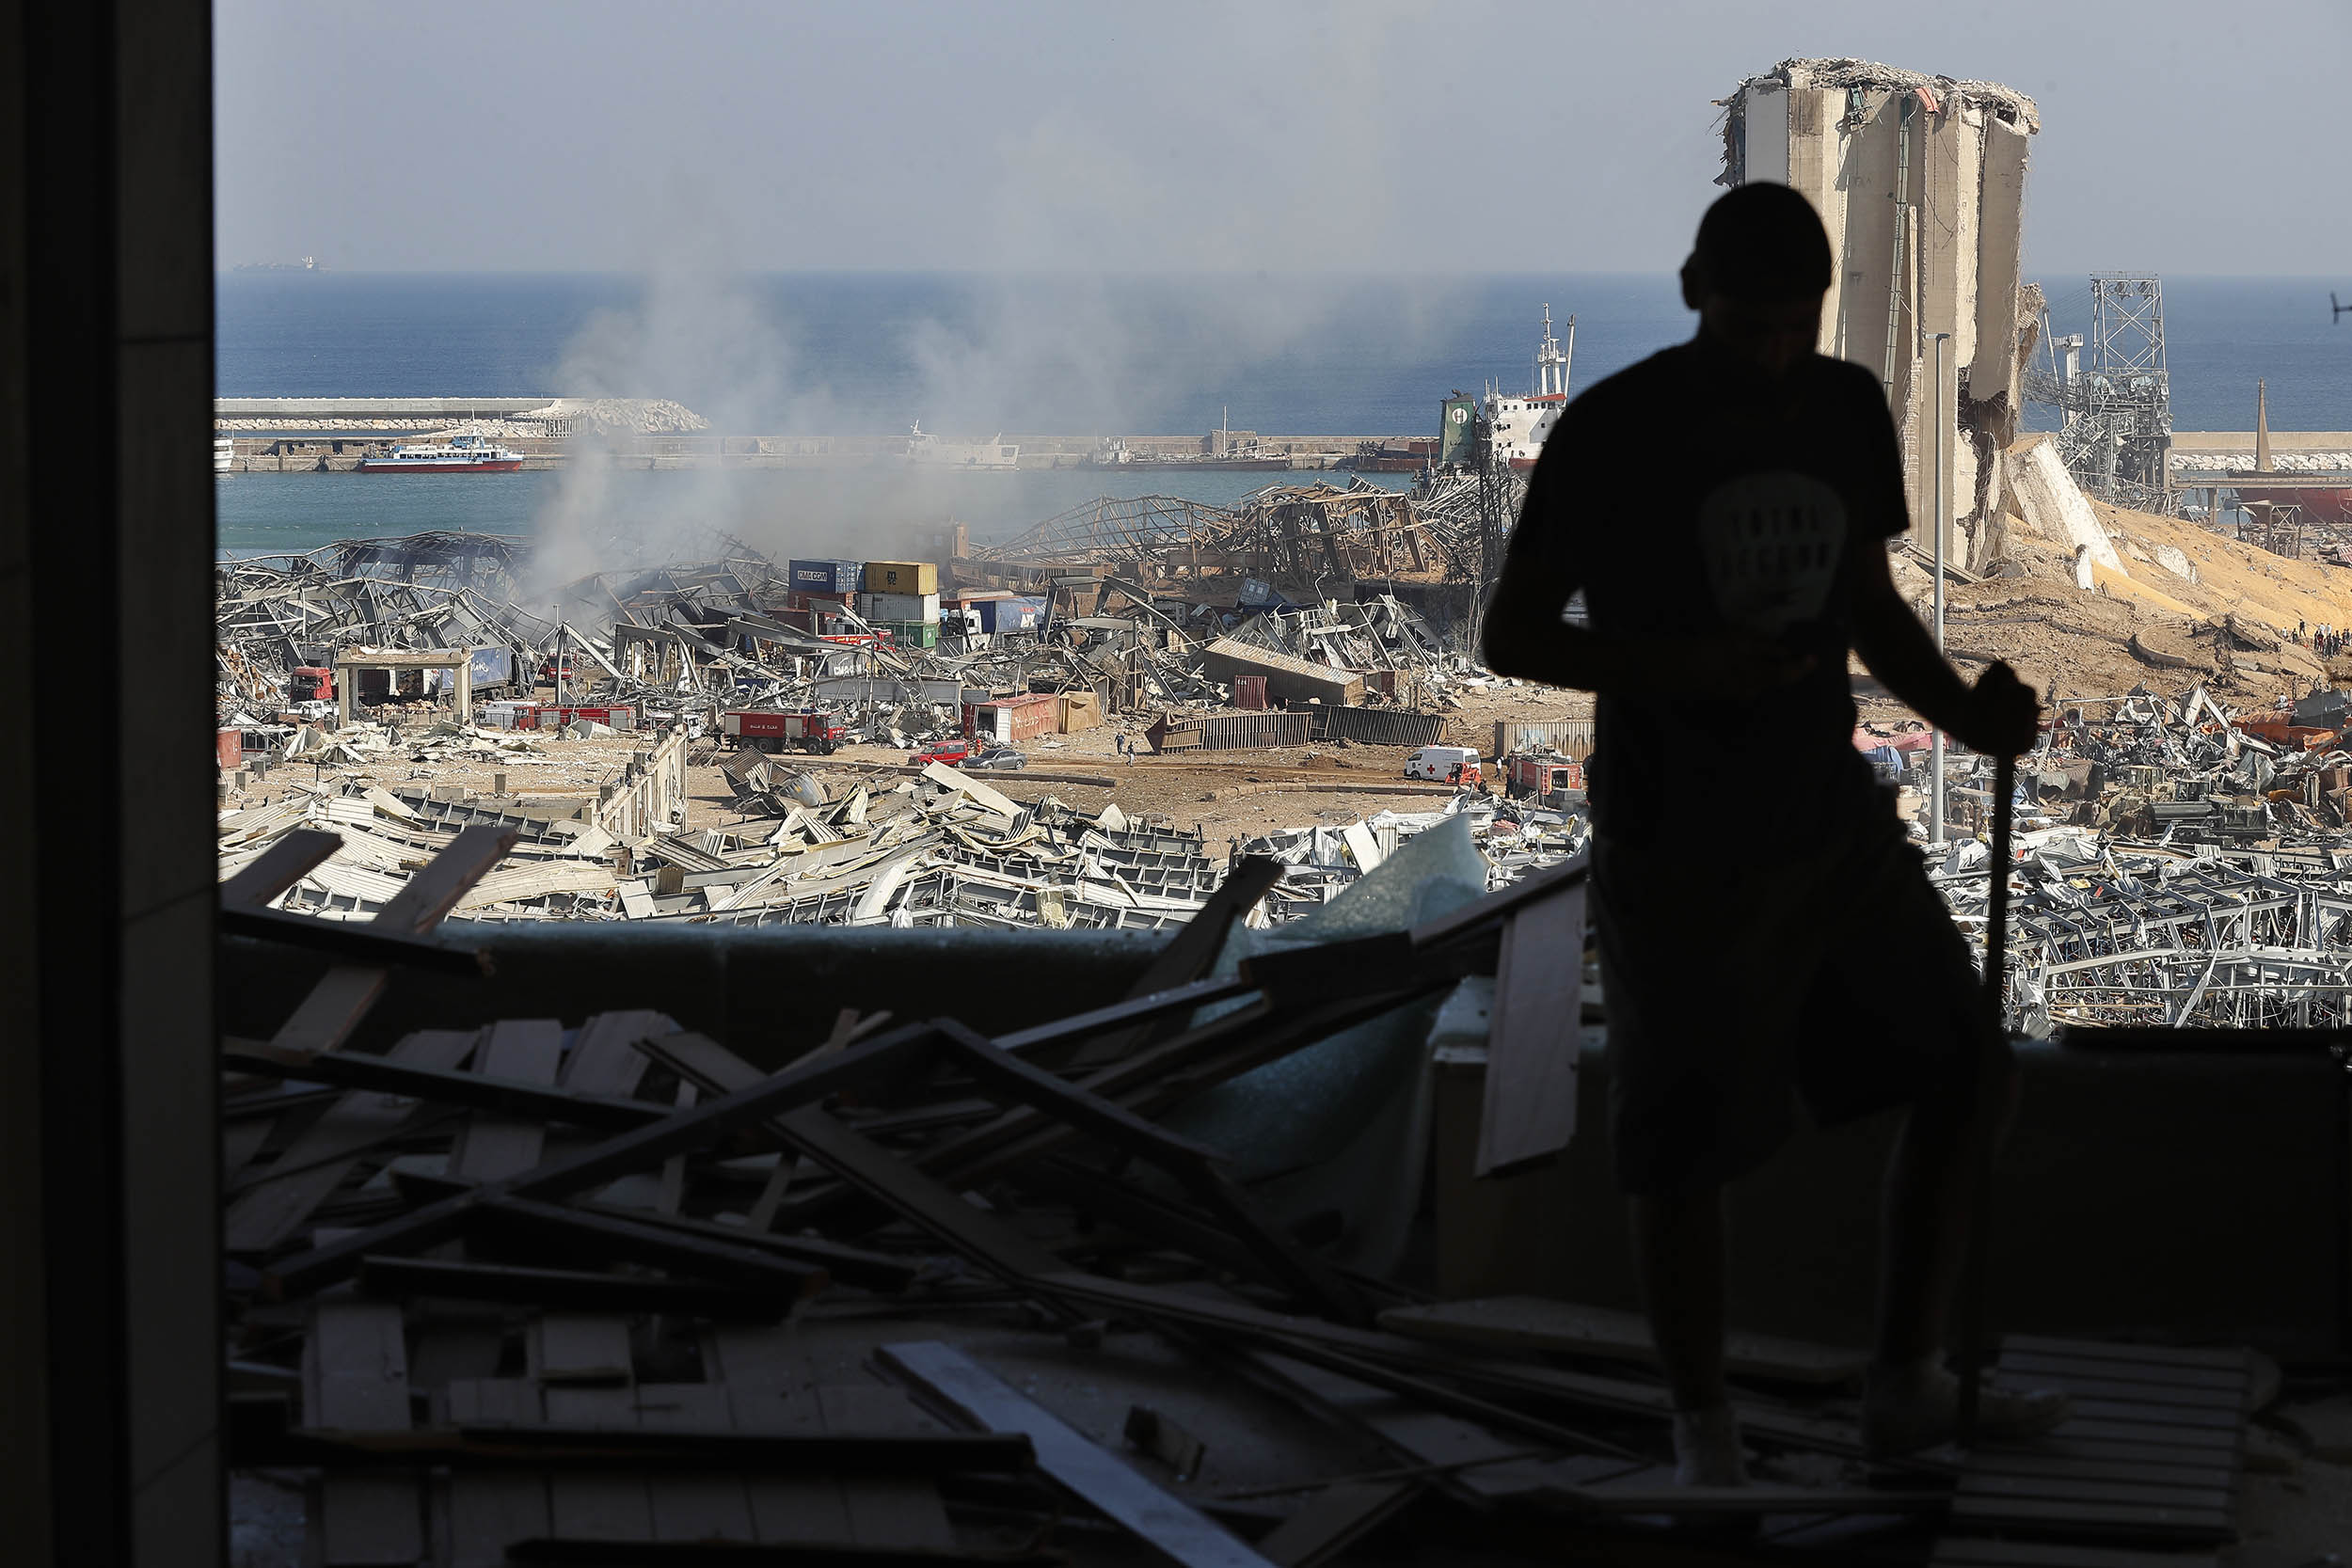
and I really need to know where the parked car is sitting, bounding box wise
[913,739,974,766]
[969,747,1027,770]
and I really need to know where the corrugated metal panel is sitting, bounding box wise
[1315,707,1446,748]
[1494,718,1596,760]
[1197,711,1313,750]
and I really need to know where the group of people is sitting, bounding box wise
[2296,621,2345,659]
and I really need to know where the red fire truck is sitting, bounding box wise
[1502,753,1584,800]
[720,708,847,755]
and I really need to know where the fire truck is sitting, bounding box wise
[1502,752,1584,800]
[720,708,847,755]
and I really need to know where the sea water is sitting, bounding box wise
[216,272,2352,559]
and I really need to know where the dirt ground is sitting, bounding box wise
[688,680,1597,842]
[220,681,1600,845]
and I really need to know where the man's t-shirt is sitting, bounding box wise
[1515,340,1909,849]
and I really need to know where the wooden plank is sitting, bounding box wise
[1997,1336,2253,1374]
[1931,1537,2218,1567]
[1255,1480,1417,1567]
[1956,1470,2232,1512]
[634,1031,1069,1287]
[227,1027,479,1254]
[1957,1449,2234,1491]
[265,1020,938,1298]
[881,1340,1280,1568]
[269,825,520,1057]
[530,1315,633,1386]
[820,1386,958,1551]
[1244,1349,1592,1504]
[1568,1482,1949,1515]
[1475,883,1582,1177]
[220,827,343,908]
[1038,1274,1873,1464]
[358,1256,793,1321]
[306,1299,421,1565]
[450,1019,565,1180]
[1058,855,1285,1069]
[635,1382,755,1544]
[446,1381,549,1568]
[541,1386,653,1542]
[1377,1295,1861,1386]
[1947,1493,2232,1539]
[705,1324,956,1551]
[2060,1397,2242,1432]
[1996,1352,2249,1396]
[464,1198,827,1300]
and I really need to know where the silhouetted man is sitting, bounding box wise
[1481,183,2065,1487]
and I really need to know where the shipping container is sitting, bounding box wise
[970,691,1057,744]
[977,594,1046,634]
[858,590,940,624]
[536,705,636,732]
[216,728,242,768]
[478,701,538,731]
[881,619,940,649]
[863,559,939,595]
[788,558,864,595]
[1233,675,1268,711]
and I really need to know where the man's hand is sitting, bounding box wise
[1953,661,2040,758]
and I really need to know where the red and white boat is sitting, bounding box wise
[358,436,524,473]
[1486,305,1576,470]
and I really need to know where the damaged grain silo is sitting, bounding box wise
[1721,57,2040,574]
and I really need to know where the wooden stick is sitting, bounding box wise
[1956,750,2017,1447]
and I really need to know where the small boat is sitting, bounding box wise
[358,436,525,473]
[905,423,1018,470]
[214,436,234,474]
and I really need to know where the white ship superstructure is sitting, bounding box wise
[1486,305,1576,471]
[905,422,1018,470]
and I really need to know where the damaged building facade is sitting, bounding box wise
[1723,57,2040,573]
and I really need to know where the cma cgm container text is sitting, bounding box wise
[788,559,863,595]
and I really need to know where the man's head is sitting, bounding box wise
[1680,182,1832,377]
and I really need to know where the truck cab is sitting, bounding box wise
[288,666,334,703]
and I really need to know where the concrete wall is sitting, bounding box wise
[5,3,223,1563]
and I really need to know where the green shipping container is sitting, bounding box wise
[883,620,940,649]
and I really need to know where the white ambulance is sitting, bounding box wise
[1405,746,1483,784]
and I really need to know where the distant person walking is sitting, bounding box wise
[1479,182,2066,1491]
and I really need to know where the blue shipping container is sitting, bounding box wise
[978,595,1046,633]
[788,558,863,594]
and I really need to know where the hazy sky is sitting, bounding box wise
[215,0,2351,277]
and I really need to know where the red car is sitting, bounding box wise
[912,738,974,766]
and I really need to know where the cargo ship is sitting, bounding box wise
[1486,305,1576,471]
[358,436,524,473]
[905,423,1018,470]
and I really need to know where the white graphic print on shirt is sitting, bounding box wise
[1695,471,1848,636]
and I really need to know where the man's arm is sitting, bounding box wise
[1849,538,2039,755]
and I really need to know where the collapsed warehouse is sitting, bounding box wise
[215,480,1581,931]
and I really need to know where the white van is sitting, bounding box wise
[1405,745,1483,784]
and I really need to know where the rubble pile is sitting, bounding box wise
[218,818,2256,1564]
[218,490,1554,934]
[1924,681,2352,1032]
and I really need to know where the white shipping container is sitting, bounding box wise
[478,701,531,731]
[857,591,940,623]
